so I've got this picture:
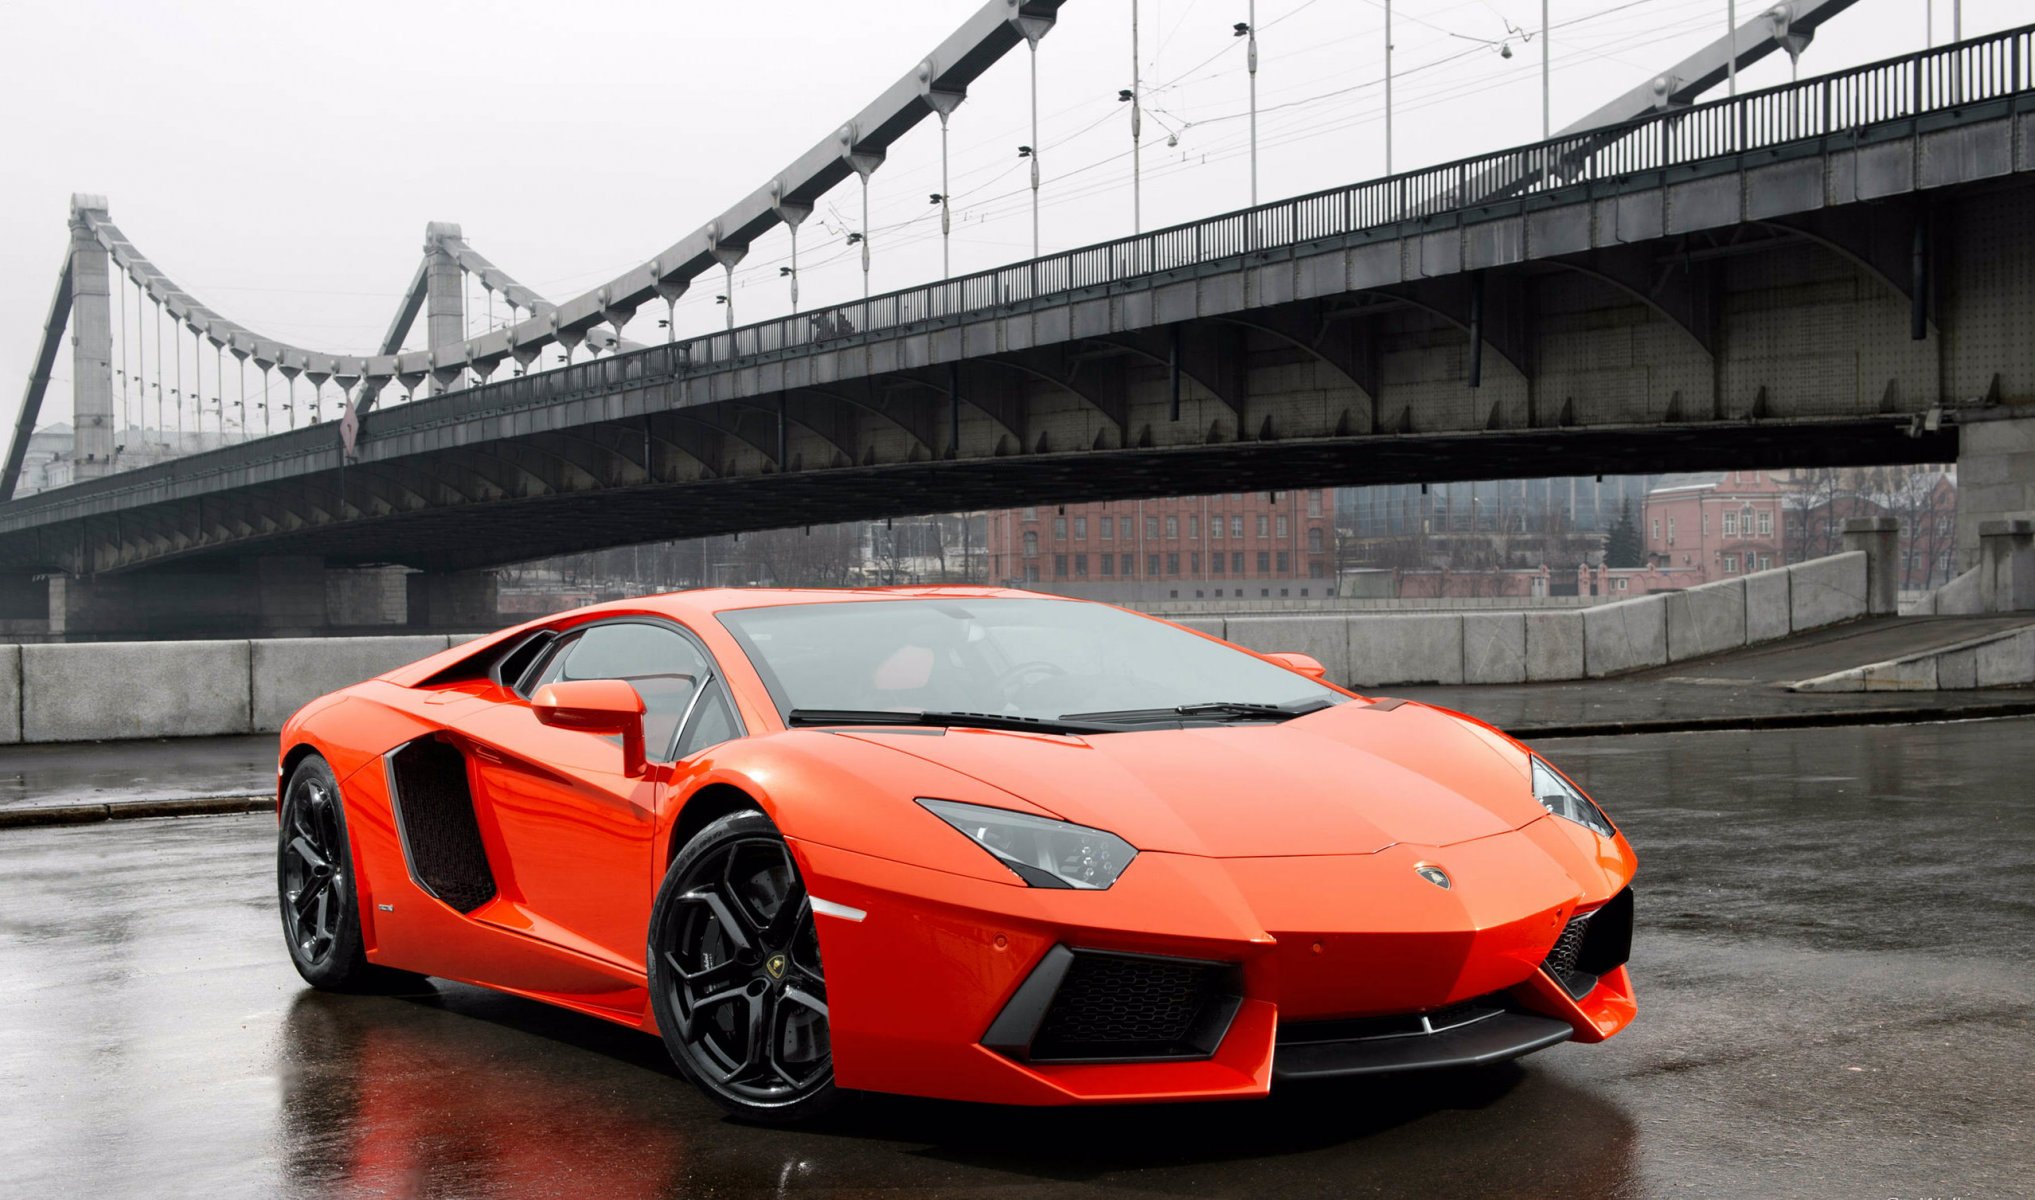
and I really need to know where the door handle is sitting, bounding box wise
[470,745,505,764]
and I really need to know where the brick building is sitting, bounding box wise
[1641,469,1790,586]
[984,490,1337,603]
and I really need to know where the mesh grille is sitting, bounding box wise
[1542,910,1599,998]
[1029,952,1229,1060]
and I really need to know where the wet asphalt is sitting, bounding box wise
[2,717,2031,1198]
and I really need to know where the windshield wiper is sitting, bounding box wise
[785,708,1120,735]
[1063,697,1338,724]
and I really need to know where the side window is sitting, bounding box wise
[677,682,740,759]
[529,622,713,760]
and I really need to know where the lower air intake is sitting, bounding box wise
[1542,887,1634,999]
[985,947,1242,1064]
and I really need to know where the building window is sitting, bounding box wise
[1074,554,1088,578]
[1074,516,1087,538]
[1276,516,1288,538]
[1188,515,1199,538]
[1651,518,1661,541]
[1307,527,1324,552]
[1024,564,1040,582]
[1256,516,1270,538]
[1146,517,1160,538]
[1723,511,1738,537]
[1166,553,1180,575]
[1300,588,1310,597]
[1023,531,1038,556]
[1309,560,1326,578]
[1169,590,1179,599]
[1053,554,1067,578]
[1120,553,1133,575]
[1257,551,1272,573]
[1190,552,1201,573]
[1165,516,1179,539]
[1147,554,1161,576]
[1757,554,1772,571]
[1307,491,1322,517]
[1232,552,1244,573]
[1120,517,1132,540]
[1022,506,1037,520]
[1211,514,1224,540]
[1615,578,1629,591]
[1231,516,1244,538]
[1261,588,1271,598]
[1100,555,1114,577]
[1053,516,1067,540]
[1702,512,1710,536]
[1724,553,1739,572]
[1100,518,1113,540]
[1275,551,1289,573]
[1757,510,1773,536]
[1211,554,1224,576]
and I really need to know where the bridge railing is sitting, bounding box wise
[454,26,2034,422]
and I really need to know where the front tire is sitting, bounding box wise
[647,809,840,1123]
[277,755,420,993]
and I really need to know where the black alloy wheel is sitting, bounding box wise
[648,810,838,1122]
[277,755,420,993]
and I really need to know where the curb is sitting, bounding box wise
[1516,700,2035,740]
[0,795,270,831]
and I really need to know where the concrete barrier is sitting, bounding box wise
[1348,614,1465,686]
[22,639,253,742]
[1902,567,1981,616]
[0,644,19,745]
[251,635,453,731]
[1665,577,1747,663]
[1788,551,1869,632]
[1462,613,1527,684]
[1744,566,1792,643]
[1582,595,1669,678]
[1524,612,1584,681]
[1224,615,1350,683]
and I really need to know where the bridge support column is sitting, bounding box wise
[1955,412,2035,574]
[424,222,465,394]
[406,570,499,631]
[48,557,334,640]
[1841,517,1900,616]
[69,196,116,480]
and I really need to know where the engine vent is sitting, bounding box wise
[386,737,496,913]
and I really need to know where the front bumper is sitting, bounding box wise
[790,817,1637,1106]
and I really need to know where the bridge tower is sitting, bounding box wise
[424,221,465,393]
[67,194,116,479]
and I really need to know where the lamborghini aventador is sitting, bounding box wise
[275,587,1636,1121]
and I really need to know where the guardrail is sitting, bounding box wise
[8,24,2031,526]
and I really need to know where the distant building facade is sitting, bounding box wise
[1640,469,1790,587]
[985,490,1336,603]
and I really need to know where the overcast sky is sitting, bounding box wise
[2,0,2021,434]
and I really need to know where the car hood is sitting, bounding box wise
[837,701,1543,857]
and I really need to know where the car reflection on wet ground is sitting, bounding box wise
[3,718,2032,1198]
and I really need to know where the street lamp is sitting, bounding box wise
[1235,7,1257,207]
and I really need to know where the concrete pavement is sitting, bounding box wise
[2,718,2030,1196]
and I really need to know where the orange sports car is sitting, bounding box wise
[276,587,1636,1122]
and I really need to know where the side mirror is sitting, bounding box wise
[1263,651,1329,681]
[532,679,648,776]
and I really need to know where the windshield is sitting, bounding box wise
[719,598,1342,724]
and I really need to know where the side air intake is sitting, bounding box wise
[385,737,496,913]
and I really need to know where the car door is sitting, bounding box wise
[454,619,716,970]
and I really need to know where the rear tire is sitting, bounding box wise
[277,755,423,993]
[648,809,841,1124]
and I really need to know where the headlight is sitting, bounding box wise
[1531,758,1616,837]
[918,799,1138,889]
